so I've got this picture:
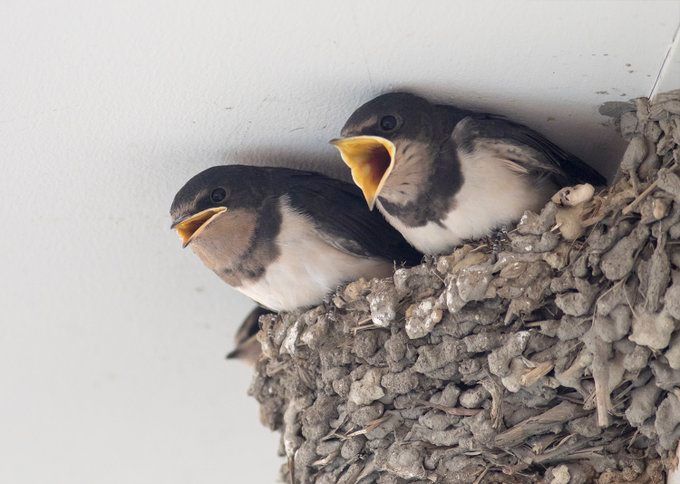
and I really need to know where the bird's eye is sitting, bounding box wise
[210,187,227,203]
[380,115,398,131]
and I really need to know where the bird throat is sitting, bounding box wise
[378,139,461,228]
[378,140,434,205]
[188,209,259,281]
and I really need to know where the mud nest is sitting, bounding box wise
[249,91,680,483]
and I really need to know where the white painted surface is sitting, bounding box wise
[652,18,680,97]
[0,1,678,483]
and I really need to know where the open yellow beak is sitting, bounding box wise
[330,136,396,209]
[172,207,227,248]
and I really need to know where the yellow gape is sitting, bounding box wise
[330,135,396,209]
[173,207,227,247]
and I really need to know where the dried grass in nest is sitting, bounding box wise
[249,90,680,484]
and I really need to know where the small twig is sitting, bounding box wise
[344,414,392,438]
[429,267,446,284]
[591,337,612,427]
[534,444,604,465]
[555,393,585,405]
[495,402,589,447]
[320,413,349,441]
[312,450,339,467]
[482,376,504,429]
[622,180,659,215]
[288,455,295,484]
[472,466,490,484]
[520,361,554,387]
[352,318,378,334]
[551,433,576,452]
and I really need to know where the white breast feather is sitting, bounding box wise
[237,201,393,311]
[379,151,555,254]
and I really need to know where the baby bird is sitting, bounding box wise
[332,92,606,254]
[170,165,422,311]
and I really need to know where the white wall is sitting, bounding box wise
[1,1,678,483]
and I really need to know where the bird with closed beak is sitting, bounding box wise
[226,305,271,365]
[331,92,606,254]
[170,164,422,312]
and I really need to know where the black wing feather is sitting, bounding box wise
[268,168,423,266]
[456,113,606,187]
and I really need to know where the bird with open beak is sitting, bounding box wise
[170,165,422,312]
[331,92,606,255]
